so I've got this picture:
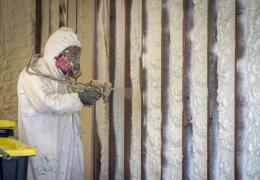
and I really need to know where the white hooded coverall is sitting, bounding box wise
[17,27,84,180]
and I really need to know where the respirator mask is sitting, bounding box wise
[56,46,81,79]
[25,46,112,102]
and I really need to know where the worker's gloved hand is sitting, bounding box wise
[78,89,102,106]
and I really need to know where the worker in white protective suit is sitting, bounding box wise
[17,27,101,180]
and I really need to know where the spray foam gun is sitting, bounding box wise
[25,54,112,103]
[72,80,112,103]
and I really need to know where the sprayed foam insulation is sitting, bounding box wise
[39,0,61,53]
[95,0,110,179]
[190,0,208,179]
[0,0,34,126]
[40,0,50,52]
[143,0,162,179]
[113,0,125,179]
[49,0,59,34]
[216,0,235,179]
[244,0,260,178]
[93,0,260,179]
[1,0,259,179]
[129,0,142,179]
[162,0,183,179]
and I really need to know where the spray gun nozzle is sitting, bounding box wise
[89,80,112,103]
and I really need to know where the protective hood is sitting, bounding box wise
[43,27,81,78]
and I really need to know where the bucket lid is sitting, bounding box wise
[0,120,16,129]
[0,138,37,157]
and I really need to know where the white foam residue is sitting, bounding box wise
[190,0,208,179]
[145,0,162,179]
[215,0,235,179]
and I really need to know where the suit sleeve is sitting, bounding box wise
[21,71,83,113]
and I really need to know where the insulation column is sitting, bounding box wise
[236,0,260,178]
[244,0,260,176]
[216,0,235,179]
[161,0,183,179]
[109,0,126,178]
[141,0,162,179]
[128,0,142,179]
[191,0,208,179]
[95,0,110,179]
